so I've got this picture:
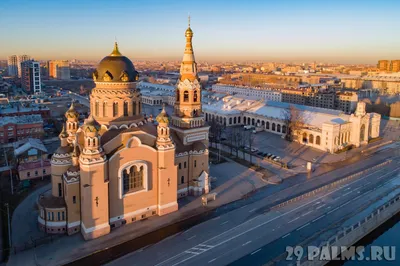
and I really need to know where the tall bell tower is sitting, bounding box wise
[170,18,209,145]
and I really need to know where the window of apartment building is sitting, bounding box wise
[0,133,3,136]
[58,183,62,197]
[43,169,46,174]
[73,196,76,204]
[8,126,13,131]
[179,163,181,169]
[27,172,30,177]
[58,212,61,221]
[194,160,197,167]
[35,170,38,176]
[8,132,13,136]
[51,212,54,221]
[184,162,187,168]
[48,212,51,221]
[62,212,65,220]
[181,176,184,184]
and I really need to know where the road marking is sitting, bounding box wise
[220,221,229,226]
[341,201,351,207]
[297,223,310,231]
[187,235,196,240]
[198,244,214,248]
[159,166,400,266]
[288,217,300,223]
[208,258,217,263]
[343,191,352,197]
[251,248,262,255]
[212,216,221,221]
[185,250,200,255]
[242,241,252,246]
[327,207,340,214]
[312,214,325,222]
[353,194,363,201]
[335,196,341,200]
[282,233,290,239]
[249,208,257,213]
[345,187,351,190]
[302,210,313,216]
[316,204,326,210]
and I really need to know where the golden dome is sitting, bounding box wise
[185,27,193,38]
[93,42,139,83]
[65,102,79,119]
[156,105,169,124]
[82,115,99,133]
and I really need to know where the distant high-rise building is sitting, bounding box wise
[48,60,70,80]
[7,55,18,76]
[17,55,30,77]
[378,60,390,71]
[390,60,400,72]
[21,60,41,94]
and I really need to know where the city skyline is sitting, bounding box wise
[1,0,400,64]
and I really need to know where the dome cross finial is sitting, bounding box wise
[188,14,191,27]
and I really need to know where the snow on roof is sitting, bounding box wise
[0,114,43,126]
[14,138,47,157]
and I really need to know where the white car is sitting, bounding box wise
[251,148,258,152]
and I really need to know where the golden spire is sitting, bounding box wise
[110,42,122,56]
[59,124,68,138]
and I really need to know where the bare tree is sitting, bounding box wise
[208,118,225,161]
[281,105,306,141]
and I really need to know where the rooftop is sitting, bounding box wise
[14,138,47,157]
[0,114,43,126]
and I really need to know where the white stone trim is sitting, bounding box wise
[81,222,109,234]
[38,216,66,227]
[68,221,81,228]
[110,205,157,223]
[118,160,149,199]
[159,201,177,210]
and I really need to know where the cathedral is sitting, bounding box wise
[37,22,210,240]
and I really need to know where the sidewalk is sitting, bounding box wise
[7,160,267,266]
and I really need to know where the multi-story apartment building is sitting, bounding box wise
[21,60,41,94]
[212,84,282,102]
[0,115,43,144]
[341,73,400,95]
[48,60,71,80]
[7,55,18,76]
[378,60,390,71]
[17,55,30,77]
[390,60,400,72]
[335,92,359,114]
[0,102,50,118]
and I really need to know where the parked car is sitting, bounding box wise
[270,155,276,160]
[251,148,258,153]
[244,125,253,130]
[257,151,264,155]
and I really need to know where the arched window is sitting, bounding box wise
[229,117,232,125]
[132,101,136,115]
[266,121,270,129]
[103,102,107,117]
[181,176,184,184]
[282,125,287,134]
[113,102,118,117]
[194,90,198,102]
[95,101,99,116]
[123,165,144,194]
[316,136,321,145]
[252,118,255,125]
[272,123,276,131]
[176,90,180,102]
[224,117,226,126]
[309,134,314,144]
[238,117,241,123]
[184,91,189,102]
[303,132,308,143]
[277,124,281,132]
[123,102,128,116]
[234,117,237,124]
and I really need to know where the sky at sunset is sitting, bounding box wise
[0,0,399,63]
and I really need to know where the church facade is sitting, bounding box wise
[37,22,210,240]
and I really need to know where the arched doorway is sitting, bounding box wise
[302,132,308,143]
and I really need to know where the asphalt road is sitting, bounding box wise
[107,148,400,266]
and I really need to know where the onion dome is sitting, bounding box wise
[156,104,169,124]
[92,42,139,83]
[59,125,68,138]
[65,102,79,119]
[82,115,100,133]
[54,145,73,155]
[185,27,193,38]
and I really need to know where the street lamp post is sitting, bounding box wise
[3,149,13,195]
[4,203,11,249]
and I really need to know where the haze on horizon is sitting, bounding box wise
[0,0,399,64]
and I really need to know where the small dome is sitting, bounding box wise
[59,125,68,138]
[93,42,139,83]
[156,105,169,124]
[65,102,79,119]
[55,145,73,155]
[185,27,193,38]
[82,115,100,133]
